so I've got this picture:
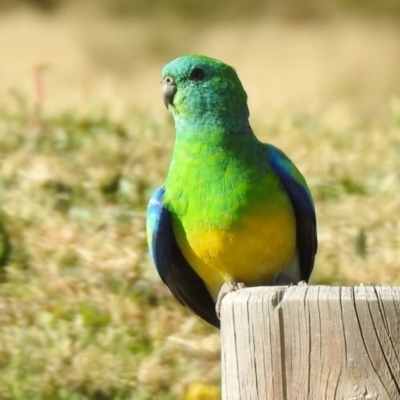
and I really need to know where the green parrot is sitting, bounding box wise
[147,55,317,328]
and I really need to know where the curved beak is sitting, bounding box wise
[162,76,177,109]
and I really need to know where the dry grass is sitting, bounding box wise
[0,5,399,399]
[0,106,221,399]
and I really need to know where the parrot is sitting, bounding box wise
[147,55,317,328]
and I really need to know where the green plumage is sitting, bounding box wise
[164,132,289,229]
[147,54,317,327]
[162,55,290,230]
[163,55,249,133]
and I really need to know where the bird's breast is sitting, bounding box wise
[170,182,297,300]
[164,144,298,300]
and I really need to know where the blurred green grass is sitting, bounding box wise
[3,0,400,20]
[0,102,221,399]
[0,93,399,398]
[0,2,399,399]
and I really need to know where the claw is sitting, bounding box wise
[216,282,247,319]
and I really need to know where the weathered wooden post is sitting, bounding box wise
[220,285,400,400]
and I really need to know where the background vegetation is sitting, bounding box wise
[0,1,399,399]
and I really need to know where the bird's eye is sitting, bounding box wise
[189,68,205,81]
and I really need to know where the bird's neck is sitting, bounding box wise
[174,110,251,137]
[170,125,259,170]
[172,117,255,154]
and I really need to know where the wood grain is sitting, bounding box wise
[220,286,400,400]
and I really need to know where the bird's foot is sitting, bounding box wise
[297,280,308,286]
[216,282,246,320]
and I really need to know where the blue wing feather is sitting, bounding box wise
[146,187,220,328]
[267,145,318,281]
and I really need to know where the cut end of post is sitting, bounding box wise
[220,285,400,400]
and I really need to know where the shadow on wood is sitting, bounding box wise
[220,286,400,400]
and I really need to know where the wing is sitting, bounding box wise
[146,187,220,328]
[267,145,318,281]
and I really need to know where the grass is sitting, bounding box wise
[0,94,399,399]
[0,6,400,400]
[0,104,221,399]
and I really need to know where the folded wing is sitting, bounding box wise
[147,187,220,328]
[268,145,318,281]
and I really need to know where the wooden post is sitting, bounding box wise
[220,286,400,400]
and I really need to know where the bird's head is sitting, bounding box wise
[161,55,249,131]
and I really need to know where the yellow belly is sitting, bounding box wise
[174,207,296,300]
